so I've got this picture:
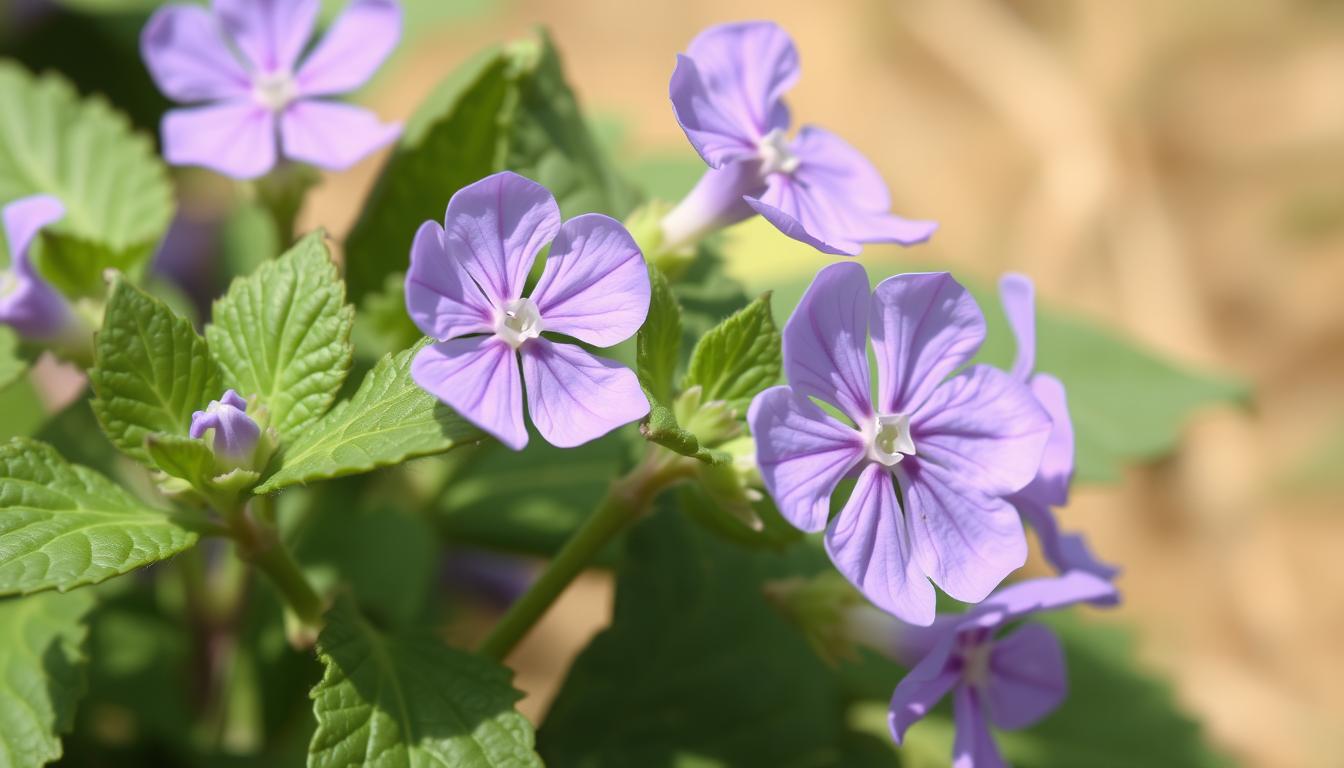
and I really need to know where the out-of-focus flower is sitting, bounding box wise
[190,389,261,461]
[141,0,402,179]
[661,21,937,255]
[880,571,1119,768]
[405,172,650,450]
[0,195,74,341]
[748,263,1051,625]
[999,274,1118,579]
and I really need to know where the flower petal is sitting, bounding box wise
[902,460,1027,603]
[1020,373,1074,506]
[214,0,318,74]
[295,0,400,96]
[660,161,766,251]
[747,386,865,533]
[2,195,65,272]
[520,339,648,448]
[1011,496,1120,581]
[888,642,959,744]
[404,220,493,341]
[279,100,399,171]
[411,336,525,450]
[952,686,1007,768]
[965,571,1119,633]
[913,365,1052,497]
[443,171,560,307]
[161,101,277,179]
[999,273,1036,382]
[985,623,1067,730]
[782,261,875,426]
[871,272,985,415]
[530,213,649,347]
[670,21,797,167]
[826,463,936,625]
[141,4,251,102]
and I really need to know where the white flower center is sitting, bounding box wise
[960,638,994,689]
[495,298,543,349]
[252,71,297,112]
[757,128,800,176]
[867,412,916,466]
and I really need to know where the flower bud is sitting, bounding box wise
[190,389,261,465]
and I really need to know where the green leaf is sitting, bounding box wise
[90,277,222,463]
[0,327,27,393]
[142,432,215,489]
[344,29,634,302]
[0,438,200,596]
[636,265,681,405]
[206,231,354,441]
[0,61,173,298]
[0,590,95,768]
[683,292,781,413]
[308,599,543,768]
[256,343,479,493]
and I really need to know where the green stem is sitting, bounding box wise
[228,496,326,644]
[479,449,693,661]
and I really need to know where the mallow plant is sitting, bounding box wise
[0,6,1245,767]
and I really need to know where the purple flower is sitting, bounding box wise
[885,571,1119,768]
[1,195,74,341]
[747,263,1052,625]
[661,21,937,255]
[190,389,261,460]
[999,275,1117,580]
[141,0,402,180]
[405,172,651,451]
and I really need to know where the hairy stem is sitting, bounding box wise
[228,495,327,646]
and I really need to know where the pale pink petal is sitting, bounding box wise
[530,213,649,347]
[411,336,526,450]
[520,339,648,448]
[161,101,277,179]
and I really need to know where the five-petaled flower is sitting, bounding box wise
[661,20,937,255]
[0,195,74,341]
[141,0,402,179]
[998,274,1117,580]
[190,389,261,461]
[882,571,1119,767]
[748,263,1052,625]
[406,171,651,451]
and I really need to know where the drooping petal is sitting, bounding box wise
[443,172,560,307]
[826,463,935,625]
[1013,496,1118,580]
[782,261,874,426]
[404,220,493,341]
[530,213,649,347]
[1018,373,1074,507]
[669,21,798,167]
[746,175,861,255]
[279,100,399,171]
[411,336,525,450]
[999,273,1036,382]
[520,339,648,448]
[161,101,277,179]
[870,272,985,415]
[963,571,1119,633]
[888,641,960,744]
[2,195,65,272]
[140,4,251,103]
[951,686,1007,768]
[214,0,319,74]
[984,623,1067,730]
[294,0,400,96]
[747,386,865,533]
[902,460,1027,604]
[912,365,1052,498]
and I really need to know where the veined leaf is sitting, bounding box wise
[636,265,681,406]
[683,292,780,414]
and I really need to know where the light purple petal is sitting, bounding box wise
[295,0,400,97]
[999,273,1036,382]
[411,336,526,450]
[963,571,1120,633]
[825,463,935,625]
[1014,496,1118,580]
[279,99,399,171]
[1017,373,1074,507]
[952,686,1006,768]
[985,623,1067,730]
[888,642,959,744]
[902,461,1027,604]
[140,5,250,102]
[443,172,560,307]
[746,176,861,255]
[0,195,70,339]
[870,272,985,415]
[162,101,276,179]
[214,0,318,74]
[519,339,648,448]
[189,392,260,458]
[659,160,765,251]
[747,386,865,533]
[669,21,798,167]
[3,195,65,272]
[404,220,493,341]
[912,365,1053,498]
[530,213,649,347]
[782,261,874,426]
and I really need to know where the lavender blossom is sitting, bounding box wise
[190,389,261,460]
[141,0,402,179]
[748,263,1052,625]
[0,195,74,341]
[999,275,1117,579]
[661,21,937,255]
[405,172,650,451]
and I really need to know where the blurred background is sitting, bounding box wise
[6,0,1344,765]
